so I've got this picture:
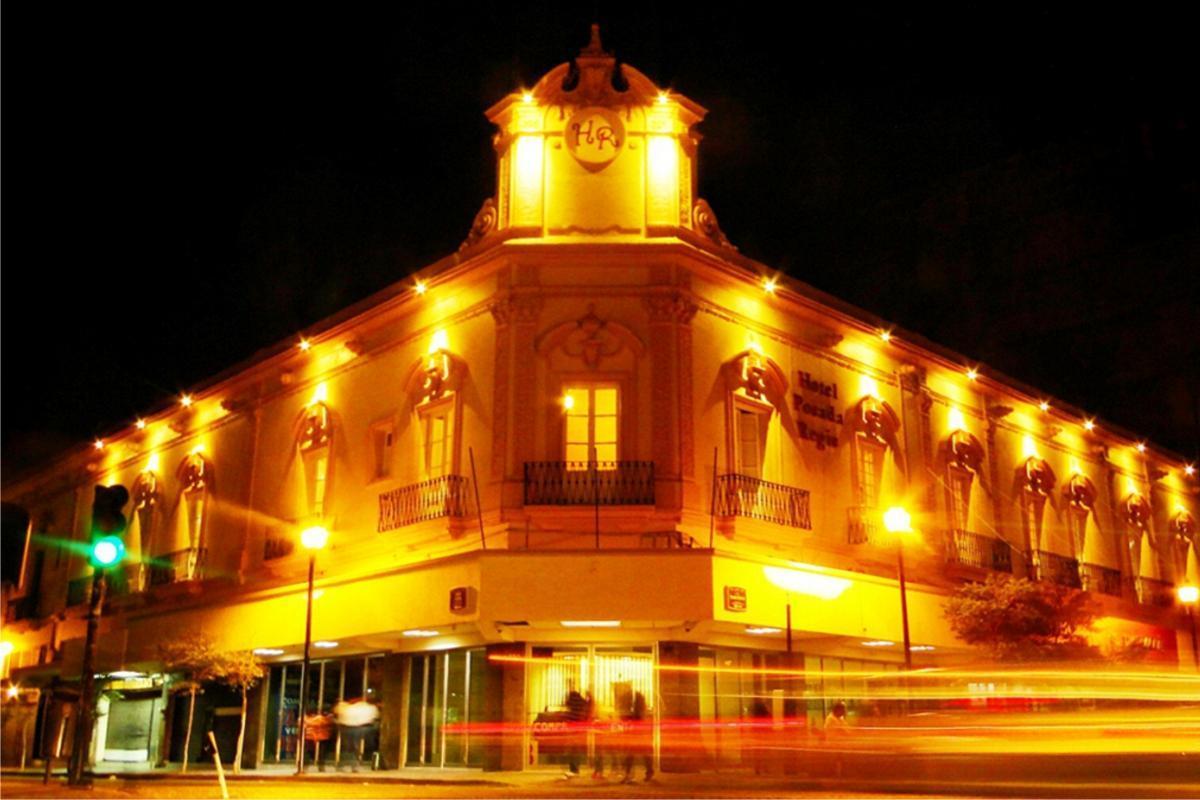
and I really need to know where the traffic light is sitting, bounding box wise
[89,485,129,568]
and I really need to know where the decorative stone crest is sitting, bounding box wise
[181,453,208,493]
[1124,492,1150,529]
[537,305,644,369]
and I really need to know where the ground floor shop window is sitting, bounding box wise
[262,654,385,767]
[405,647,486,767]
[526,645,654,770]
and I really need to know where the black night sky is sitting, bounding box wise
[2,6,1197,476]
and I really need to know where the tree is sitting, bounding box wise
[212,650,266,774]
[944,573,1098,661]
[158,632,222,773]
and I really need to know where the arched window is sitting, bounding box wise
[1062,473,1096,563]
[298,400,333,517]
[1122,491,1151,580]
[178,452,210,581]
[1016,456,1055,573]
[127,469,160,591]
[1169,510,1194,583]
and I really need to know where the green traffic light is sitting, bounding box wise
[91,536,125,567]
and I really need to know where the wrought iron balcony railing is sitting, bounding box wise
[1135,576,1175,607]
[1032,550,1082,589]
[846,505,883,546]
[377,475,471,532]
[148,548,207,587]
[943,529,1014,573]
[715,474,811,529]
[1080,563,1123,596]
[523,461,655,506]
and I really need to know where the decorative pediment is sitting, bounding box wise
[299,402,333,451]
[404,349,467,405]
[1124,492,1151,529]
[943,429,990,496]
[179,453,209,494]
[1171,510,1195,540]
[537,306,644,369]
[721,349,795,436]
[1019,457,1056,496]
[132,470,160,509]
[1064,473,1097,510]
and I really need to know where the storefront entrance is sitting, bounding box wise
[526,645,654,770]
[262,654,386,766]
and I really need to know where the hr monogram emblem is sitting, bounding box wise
[566,107,625,170]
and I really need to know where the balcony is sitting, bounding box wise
[1032,550,1082,589]
[943,529,1014,573]
[523,461,655,506]
[1135,577,1175,608]
[263,536,296,561]
[1080,563,1122,596]
[148,548,207,587]
[377,475,472,532]
[715,474,811,529]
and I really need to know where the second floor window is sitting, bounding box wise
[854,436,885,508]
[421,400,454,479]
[734,402,770,479]
[564,384,618,467]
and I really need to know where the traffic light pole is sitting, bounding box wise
[67,568,107,786]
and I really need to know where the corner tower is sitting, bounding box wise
[475,26,710,244]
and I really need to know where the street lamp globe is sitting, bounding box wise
[1179,585,1200,605]
[301,525,329,550]
[883,506,913,534]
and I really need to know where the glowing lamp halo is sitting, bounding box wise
[882,506,913,534]
[1178,585,1200,605]
[300,525,329,550]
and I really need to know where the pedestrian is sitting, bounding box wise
[303,710,334,772]
[563,685,589,778]
[823,701,849,778]
[333,697,380,772]
[620,691,653,783]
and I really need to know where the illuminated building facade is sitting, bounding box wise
[2,29,1198,773]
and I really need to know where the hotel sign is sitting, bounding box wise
[566,107,625,170]
[793,371,843,451]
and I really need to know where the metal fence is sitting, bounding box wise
[523,461,655,506]
[377,475,472,532]
[715,474,811,529]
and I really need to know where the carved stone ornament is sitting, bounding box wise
[181,453,208,493]
[489,294,543,327]
[643,291,698,324]
[132,471,159,510]
[949,429,985,474]
[531,25,655,109]
[1022,457,1056,495]
[1064,473,1097,510]
[459,198,497,252]
[299,402,332,451]
[1124,492,1151,529]
[423,351,451,401]
[1172,510,1196,539]
[692,199,736,251]
[537,305,644,369]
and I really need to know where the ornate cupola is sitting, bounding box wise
[466,26,723,248]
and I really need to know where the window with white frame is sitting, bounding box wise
[734,403,770,479]
[419,399,455,479]
[563,384,618,468]
[370,420,395,481]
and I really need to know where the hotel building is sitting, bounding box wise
[2,29,1197,773]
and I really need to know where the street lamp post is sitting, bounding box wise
[883,507,915,671]
[295,525,329,775]
[1178,584,1199,671]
